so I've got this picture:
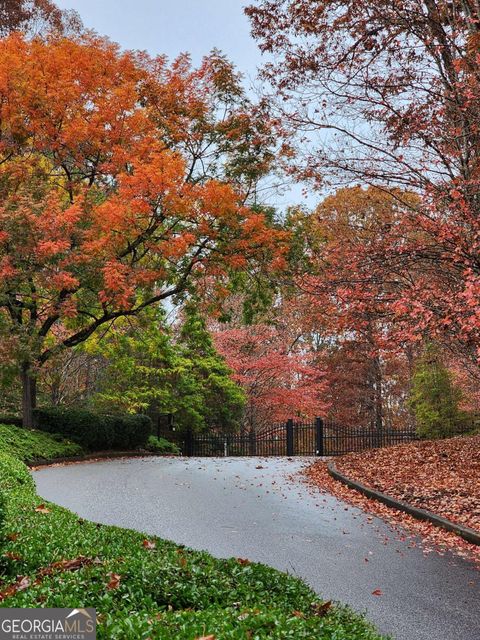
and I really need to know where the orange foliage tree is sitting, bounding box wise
[0,34,285,426]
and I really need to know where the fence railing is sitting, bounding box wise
[180,418,418,457]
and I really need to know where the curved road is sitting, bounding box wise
[33,457,479,640]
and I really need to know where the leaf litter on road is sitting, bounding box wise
[304,439,480,568]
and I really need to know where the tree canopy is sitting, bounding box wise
[0,34,285,425]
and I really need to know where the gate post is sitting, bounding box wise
[315,417,324,456]
[249,429,257,456]
[286,419,294,456]
[184,429,194,457]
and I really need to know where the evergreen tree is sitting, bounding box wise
[89,305,245,432]
[409,345,470,439]
[178,306,246,431]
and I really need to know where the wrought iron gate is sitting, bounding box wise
[183,418,416,457]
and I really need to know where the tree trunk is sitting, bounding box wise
[21,365,37,428]
[372,355,384,435]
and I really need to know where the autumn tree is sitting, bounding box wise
[287,187,417,430]
[247,1,480,368]
[212,305,328,431]
[247,0,480,189]
[0,0,81,36]
[0,34,285,426]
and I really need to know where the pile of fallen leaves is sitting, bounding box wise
[305,435,480,565]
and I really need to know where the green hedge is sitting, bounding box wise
[146,435,181,455]
[33,408,151,451]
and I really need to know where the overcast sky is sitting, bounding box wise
[55,0,314,211]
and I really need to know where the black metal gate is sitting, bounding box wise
[183,418,416,457]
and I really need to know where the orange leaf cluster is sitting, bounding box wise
[0,34,287,372]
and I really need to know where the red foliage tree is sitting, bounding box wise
[247,1,480,370]
[212,321,328,431]
[288,186,416,429]
[0,0,81,36]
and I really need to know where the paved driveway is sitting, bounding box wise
[33,456,479,640]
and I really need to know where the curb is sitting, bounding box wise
[28,450,164,469]
[327,462,480,546]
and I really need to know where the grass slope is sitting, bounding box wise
[0,430,387,639]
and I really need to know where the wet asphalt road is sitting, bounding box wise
[33,457,479,640]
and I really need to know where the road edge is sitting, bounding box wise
[28,450,168,469]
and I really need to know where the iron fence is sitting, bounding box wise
[182,418,417,457]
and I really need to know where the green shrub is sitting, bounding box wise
[409,345,471,439]
[146,435,181,455]
[109,414,152,449]
[33,407,151,451]
[34,407,113,450]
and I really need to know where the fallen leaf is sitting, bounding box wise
[106,573,121,590]
[143,539,156,550]
[35,504,50,514]
[17,576,30,592]
[372,589,383,596]
[0,576,31,601]
[236,558,251,566]
[311,600,332,617]
[304,436,480,569]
